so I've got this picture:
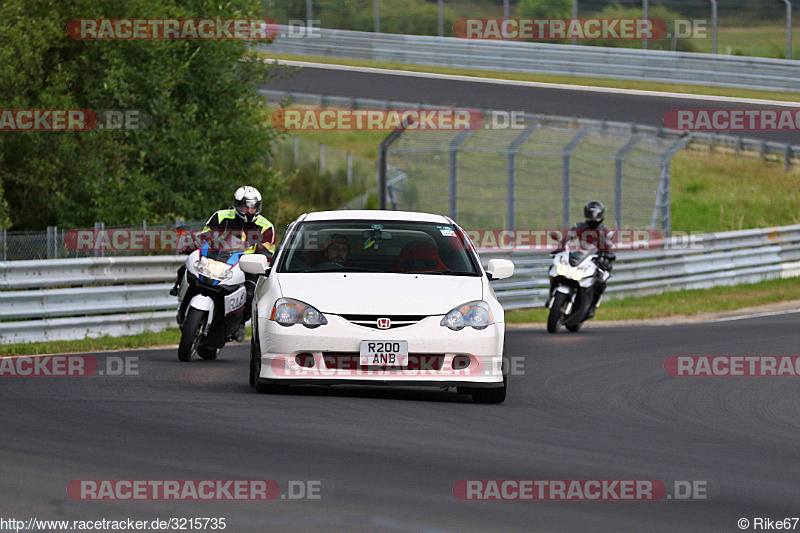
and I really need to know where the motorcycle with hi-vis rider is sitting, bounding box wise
[173,227,269,362]
[546,230,614,333]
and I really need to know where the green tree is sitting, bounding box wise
[0,0,283,230]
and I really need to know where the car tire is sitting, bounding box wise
[471,373,507,404]
[249,335,259,388]
[252,350,290,394]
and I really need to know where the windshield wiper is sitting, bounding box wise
[401,270,477,276]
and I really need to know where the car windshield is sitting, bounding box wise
[278,220,481,275]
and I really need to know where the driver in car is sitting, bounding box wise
[323,234,350,265]
[305,234,350,267]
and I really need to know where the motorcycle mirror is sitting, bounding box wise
[176,225,192,236]
[549,231,560,240]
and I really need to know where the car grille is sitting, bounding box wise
[339,314,428,329]
[321,353,445,371]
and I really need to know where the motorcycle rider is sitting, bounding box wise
[170,186,275,341]
[553,200,616,318]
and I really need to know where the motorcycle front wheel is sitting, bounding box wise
[178,308,206,362]
[547,292,568,333]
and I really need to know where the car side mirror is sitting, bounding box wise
[240,254,271,276]
[486,258,514,281]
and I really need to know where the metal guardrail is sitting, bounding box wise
[0,257,183,344]
[261,89,800,170]
[2,225,800,343]
[262,27,800,93]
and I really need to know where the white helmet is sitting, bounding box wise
[233,186,262,223]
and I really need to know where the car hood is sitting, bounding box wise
[275,273,484,315]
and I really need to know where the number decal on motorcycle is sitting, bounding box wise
[224,287,247,316]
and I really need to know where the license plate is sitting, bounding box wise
[360,341,409,367]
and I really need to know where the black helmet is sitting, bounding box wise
[233,186,262,223]
[584,200,605,229]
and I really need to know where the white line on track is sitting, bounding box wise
[701,307,800,324]
[264,59,800,107]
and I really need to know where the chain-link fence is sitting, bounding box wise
[271,134,376,191]
[382,118,691,234]
[0,221,209,262]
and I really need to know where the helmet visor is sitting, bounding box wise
[236,199,260,215]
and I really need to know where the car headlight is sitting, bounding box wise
[440,300,494,331]
[195,256,233,281]
[270,298,328,328]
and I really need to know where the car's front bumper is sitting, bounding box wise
[258,315,504,386]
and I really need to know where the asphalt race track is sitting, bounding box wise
[263,63,800,145]
[2,313,798,532]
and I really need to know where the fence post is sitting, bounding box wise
[319,143,325,175]
[374,0,380,33]
[1,228,6,261]
[46,226,54,259]
[614,135,642,229]
[709,0,718,54]
[507,124,539,230]
[95,222,104,257]
[783,0,793,60]
[562,128,591,229]
[642,0,648,50]
[347,151,353,186]
[378,124,408,209]
[572,0,578,46]
[785,143,793,172]
[653,134,693,235]
[448,130,475,222]
[438,0,444,37]
[293,136,299,166]
[306,0,312,25]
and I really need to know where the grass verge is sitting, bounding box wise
[0,327,252,357]
[505,275,800,323]
[261,52,799,102]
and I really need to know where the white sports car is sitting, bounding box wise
[239,210,514,403]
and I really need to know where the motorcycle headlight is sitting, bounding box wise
[270,298,328,328]
[569,264,592,281]
[440,300,494,331]
[195,257,233,281]
[556,263,570,277]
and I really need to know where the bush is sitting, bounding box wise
[0,0,283,231]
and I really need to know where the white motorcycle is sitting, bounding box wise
[546,238,610,333]
[174,229,249,362]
